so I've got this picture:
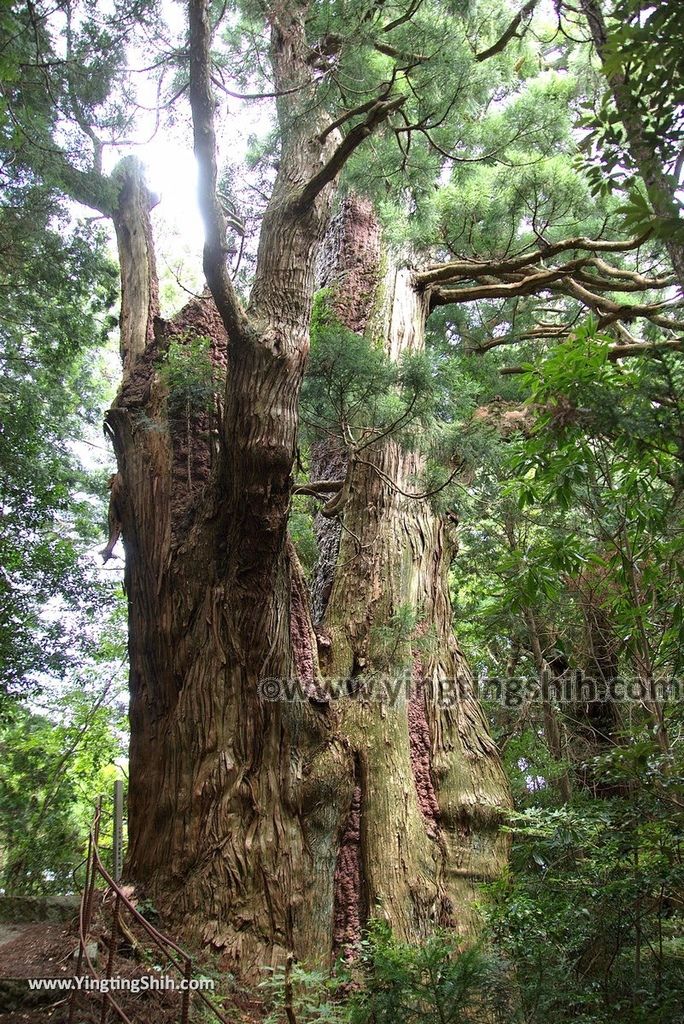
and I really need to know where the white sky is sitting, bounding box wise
[90,0,273,307]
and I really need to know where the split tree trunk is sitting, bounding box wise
[106,163,509,976]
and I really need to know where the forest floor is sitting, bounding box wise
[0,894,262,1023]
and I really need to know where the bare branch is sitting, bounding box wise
[188,0,248,341]
[295,95,406,210]
[560,277,684,332]
[430,259,591,307]
[356,456,465,501]
[416,232,650,287]
[424,226,684,345]
[318,94,388,144]
[211,77,310,101]
[382,0,426,34]
[469,325,569,354]
[574,268,676,294]
[475,0,540,63]
[589,258,677,290]
[292,480,344,497]
[374,41,428,62]
[501,337,684,374]
[65,3,104,174]
[607,340,684,360]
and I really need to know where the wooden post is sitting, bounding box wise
[113,780,124,882]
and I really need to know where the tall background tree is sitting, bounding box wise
[0,1,119,691]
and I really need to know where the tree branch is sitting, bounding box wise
[292,480,344,497]
[607,340,684,361]
[188,0,248,341]
[560,277,684,332]
[1,95,116,214]
[469,325,569,354]
[573,268,676,294]
[318,94,387,143]
[425,228,684,342]
[416,232,650,287]
[501,338,684,374]
[430,259,591,307]
[588,258,677,290]
[381,0,426,34]
[374,41,428,63]
[52,155,118,215]
[475,0,539,63]
[295,95,406,210]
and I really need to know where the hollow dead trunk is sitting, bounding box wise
[108,160,509,978]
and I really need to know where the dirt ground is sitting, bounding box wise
[0,895,260,1023]
[0,922,77,980]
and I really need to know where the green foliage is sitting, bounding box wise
[0,1,158,181]
[302,293,481,514]
[0,1,122,698]
[349,921,511,1024]
[1,7,683,1023]
[0,657,127,895]
[160,334,218,418]
[577,0,684,245]
[289,499,319,577]
[453,317,684,691]
[434,73,593,258]
[510,325,684,679]
[303,293,400,444]
[445,303,684,1018]
[485,746,684,1023]
[260,922,512,1024]
[580,1,684,184]
[369,604,419,670]
[0,212,118,694]
[367,605,437,671]
[260,963,348,1024]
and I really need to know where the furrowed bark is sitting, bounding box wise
[108,188,509,976]
[311,197,511,950]
[115,0,377,976]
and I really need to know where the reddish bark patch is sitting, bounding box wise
[166,291,230,362]
[319,195,381,332]
[115,293,230,535]
[332,784,363,955]
[408,657,440,838]
[164,295,229,530]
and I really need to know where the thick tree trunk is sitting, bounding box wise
[107,161,509,975]
[314,198,510,949]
